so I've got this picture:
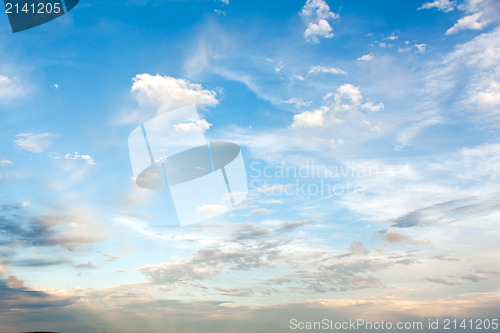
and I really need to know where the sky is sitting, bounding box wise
[1,0,500,332]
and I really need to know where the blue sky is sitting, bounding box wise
[1,0,500,332]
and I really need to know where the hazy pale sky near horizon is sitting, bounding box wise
[1,0,500,332]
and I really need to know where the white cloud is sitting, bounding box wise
[220,82,382,163]
[291,108,325,129]
[361,102,384,112]
[414,43,427,53]
[196,204,228,216]
[423,26,500,125]
[275,62,285,72]
[0,160,13,167]
[218,0,229,4]
[0,75,23,100]
[131,74,219,113]
[335,84,363,106]
[301,0,337,19]
[284,97,312,108]
[292,74,306,81]
[473,81,500,106]
[174,119,212,133]
[419,0,456,12]
[357,54,374,61]
[14,133,58,153]
[304,20,334,43]
[308,65,347,75]
[395,115,443,150]
[300,0,338,43]
[446,12,491,34]
[247,208,274,216]
[458,0,496,13]
[64,152,96,166]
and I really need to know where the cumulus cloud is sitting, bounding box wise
[64,152,96,166]
[419,0,456,12]
[131,74,219,113]
[291,108,325,129]
[301,0,337,19]
[284,97,312,108]
[304,20,334,43]
[446,12,492,34]
[222,82,383,164]
[357,54,374,61]
[361,102,384,112]
[7,275,24,288]
[473,80,500,106]
[335,84,363,106]
[308,65,347,75]
[14,133,58,153]
[300,0,338,43]
[173,119,212,133]
[385,33,399,41]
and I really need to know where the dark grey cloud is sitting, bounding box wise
[391,192,500,228]
[8,258,70,267]
[73,262,96,269]
[425,277,457,285]
[195,218,318,243]
[139,243,280,285]
[0,202,103,251]
[274,219,318,234]
[433,253,461,261]
[0,280,78,311]
[0,203,50,246]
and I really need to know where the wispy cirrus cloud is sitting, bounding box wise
[446,12,492,34]
[0,75,23,101]
[0,160,13,167]
[14,133,58,153]
[308,65,347,75]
